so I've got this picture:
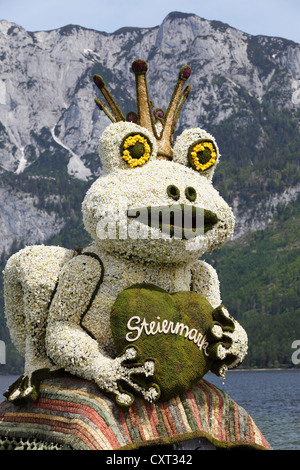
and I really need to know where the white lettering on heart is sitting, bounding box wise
[126,315,209,356]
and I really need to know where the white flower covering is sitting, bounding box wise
[173,128,220,181]
[99,121,158,174]
[3,120,248,406]
[82,159,234,264]
[211,324,224,339]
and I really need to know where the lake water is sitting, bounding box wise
[207,369,300,451]
[0,369,299,450]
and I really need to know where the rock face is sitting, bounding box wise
[0,11,300,251]
[0,187,64,255]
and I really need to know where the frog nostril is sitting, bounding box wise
[185,186,197,202]
[167,185,180,201]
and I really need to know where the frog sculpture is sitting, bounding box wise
[3,59,247,408]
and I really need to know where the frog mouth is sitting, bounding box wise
[127,204,219,240]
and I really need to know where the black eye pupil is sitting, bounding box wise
[129,141,145,158]
[167,185,180,200]
[196,149,211,164]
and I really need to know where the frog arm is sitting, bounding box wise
[45,253,159,407]
[45,253,106,380]
[190,260,221,308]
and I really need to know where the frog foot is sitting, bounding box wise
[207,305,248,377]
[4,374,37,404]
[4,368,63,404]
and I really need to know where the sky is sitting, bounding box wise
[0,0,300,44]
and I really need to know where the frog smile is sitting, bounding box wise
[127,204,219,239]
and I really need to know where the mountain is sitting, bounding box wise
[0,11,299,372]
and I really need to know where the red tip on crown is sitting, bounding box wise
[126,112,138,123]
[93,75,106,89]
[179,66,192,81]
[132,59,148,74]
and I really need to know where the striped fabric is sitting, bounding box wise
[0,376,271,450]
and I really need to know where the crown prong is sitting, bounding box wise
[131,59,158,137]
[170,84,191,142]
[157,66,191,157]
[93,74,125,122]
[95,98,116,123]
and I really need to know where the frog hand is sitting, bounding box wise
[207,305,248,377]
[96,347,160,407]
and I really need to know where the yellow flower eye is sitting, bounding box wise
[121,133,152,168]
[188,140,217,172]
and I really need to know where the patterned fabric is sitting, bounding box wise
[0,376,271,450]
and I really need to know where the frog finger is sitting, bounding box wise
[212,305,235,332]
[206,339,232,362]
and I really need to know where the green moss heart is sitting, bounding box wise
[110,283,215,401]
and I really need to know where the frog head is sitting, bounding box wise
[82,60,234,264]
